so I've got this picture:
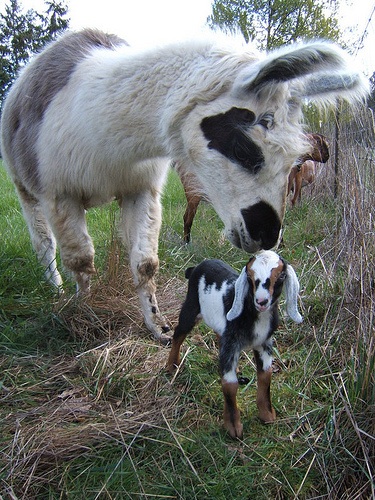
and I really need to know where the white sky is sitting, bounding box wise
[14,0,375,75]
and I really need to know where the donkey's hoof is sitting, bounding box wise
[159,333,172,346]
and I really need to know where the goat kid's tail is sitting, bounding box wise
[185,267,195,279]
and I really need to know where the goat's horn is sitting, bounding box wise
[285,265,303,323]
[226,266,249,321]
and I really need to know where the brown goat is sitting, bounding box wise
[177,133,329,242]
[287,133,329,207]
[288,160,317,207]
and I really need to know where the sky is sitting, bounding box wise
[16,0,375,75]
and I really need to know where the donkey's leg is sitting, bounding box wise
[43,196,95,293]
[253,339,276,423]
[120,189,170,343]
[14,182,63,289]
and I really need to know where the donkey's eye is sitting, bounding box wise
[258,113,274,130]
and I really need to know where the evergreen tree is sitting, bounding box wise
[0,0,69,109]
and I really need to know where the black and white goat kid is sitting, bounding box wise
[167,250,302,439]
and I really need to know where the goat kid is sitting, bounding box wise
[167,250,302,439]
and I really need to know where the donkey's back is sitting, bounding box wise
[1,29,127,193]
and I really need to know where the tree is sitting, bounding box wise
[0,0,69,109]
[207,0,341,50]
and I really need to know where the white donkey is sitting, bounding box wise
[0,29,368,342]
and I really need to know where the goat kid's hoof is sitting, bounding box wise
[166,361,179,374]
[225,421,244,440]
[258,408,276,423]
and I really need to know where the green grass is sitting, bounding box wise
[0,130,374,500]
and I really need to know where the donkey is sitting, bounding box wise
[0,29,368,341]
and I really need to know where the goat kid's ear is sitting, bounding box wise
[226,266,249,321]
[284,264,303,323]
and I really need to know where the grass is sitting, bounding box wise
[1,107,374,499]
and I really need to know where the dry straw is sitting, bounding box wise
[1,260,193,497]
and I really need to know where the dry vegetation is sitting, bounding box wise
[0,106,374,499]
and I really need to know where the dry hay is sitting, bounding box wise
[55,259,185,340]
[1,263,195,497]
[2,345,184,496]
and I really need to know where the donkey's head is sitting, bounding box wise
[183,41,368,253]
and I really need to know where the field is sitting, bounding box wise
[0,107,374,499]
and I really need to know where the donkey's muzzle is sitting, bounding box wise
[241,201,281,251]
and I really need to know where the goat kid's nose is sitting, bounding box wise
[255,297,270,311]
[256,298,269,307]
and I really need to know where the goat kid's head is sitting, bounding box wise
[183,41,368,253]
[226,250,303,323]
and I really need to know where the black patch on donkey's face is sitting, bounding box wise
[241,201,281,249]
[200,107,265,173]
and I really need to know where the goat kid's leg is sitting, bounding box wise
[166,326,189,373]
[15,182,63,290]
[287,167,297,197]
[221,378,243,439]
[220,342,243,438]
[43,196,95,293]
[254,345,276,423]
[167,300,200,372]
[120,190,170,343]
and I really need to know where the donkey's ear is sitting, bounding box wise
[302,71,369,105]
[226,266,249,321]
[233,42,369,104]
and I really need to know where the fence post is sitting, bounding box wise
[333,104,341,199]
